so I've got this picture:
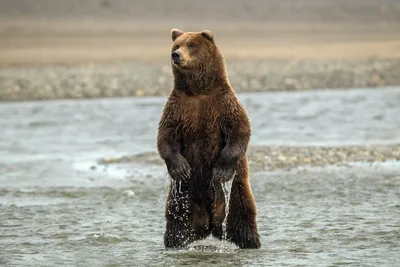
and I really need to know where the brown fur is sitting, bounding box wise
[157,29,261,249]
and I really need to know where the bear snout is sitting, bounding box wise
[171,51,182,64]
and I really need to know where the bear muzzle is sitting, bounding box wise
[171,51,182,65]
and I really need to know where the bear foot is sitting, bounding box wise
[227,220,261,249]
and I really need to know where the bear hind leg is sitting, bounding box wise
[164,216,194,249]
[164,185,194,249]
[226,179,261,249]
[164,189,212,249]
[210,182,226,241]
[164,212,211,249]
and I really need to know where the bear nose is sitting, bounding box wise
[172,51,181,64]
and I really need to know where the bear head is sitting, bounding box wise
[170,29,221,71]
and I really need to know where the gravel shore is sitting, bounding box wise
[98,144,400,172]
[1,58,399,101]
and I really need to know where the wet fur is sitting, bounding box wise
[157,29,261,249]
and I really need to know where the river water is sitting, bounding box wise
[0,87,399,266]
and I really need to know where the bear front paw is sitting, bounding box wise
[211,166,236,184]
[166,155,192,181]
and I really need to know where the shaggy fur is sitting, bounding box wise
[157,29,261,249]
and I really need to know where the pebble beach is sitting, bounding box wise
[1,58,400,101]
[99,144,400,172]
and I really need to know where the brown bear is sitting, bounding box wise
[156,28,261,249]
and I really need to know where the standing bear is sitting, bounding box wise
[157,28,261,249]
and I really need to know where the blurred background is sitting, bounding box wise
[0,0,400,100]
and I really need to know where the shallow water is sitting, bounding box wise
[1,87,400,266]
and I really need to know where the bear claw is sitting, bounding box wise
[211,167,236,184]
[167,155,192,181]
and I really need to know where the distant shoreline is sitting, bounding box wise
[1,58,399,101]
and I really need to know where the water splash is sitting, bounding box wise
[172,179,182,198]
[88,233,131,245]
[157,174,170,205]
[221,177,234,241]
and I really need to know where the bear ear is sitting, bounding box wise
[171,29,184,41]
[201,30,214,42]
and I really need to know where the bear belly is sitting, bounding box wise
[180,136,223,202]
[181,136,223,172]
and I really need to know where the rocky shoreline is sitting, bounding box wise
[98,144,400,172]
[1,58,399,101]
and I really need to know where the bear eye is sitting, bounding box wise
[187,43,196,49]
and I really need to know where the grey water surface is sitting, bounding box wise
[0,87,399,266]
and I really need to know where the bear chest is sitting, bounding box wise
[177,98,221,140]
